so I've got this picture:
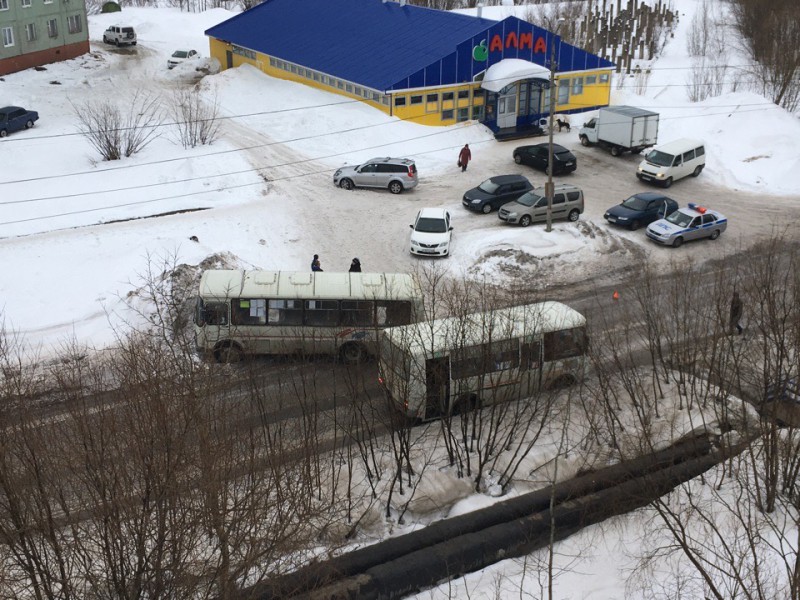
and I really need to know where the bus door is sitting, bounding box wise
[425,356,451,419]
[521,337,543,395]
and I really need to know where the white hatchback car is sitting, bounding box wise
[167,49,199,69]
[409,208,452,257]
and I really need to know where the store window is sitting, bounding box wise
[557,79,570,105]
[410,95,423,105]
[572,77,583,95]
[394,96,406,107]
[585,75,597,85]
[442,109,454,120]
[600,73,610,83]
[458,90,470,100]
[457,107,469,122]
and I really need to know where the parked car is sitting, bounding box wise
[513,143,577,175]
[409,208,452,257]
[334,157,418,194]
[167,49,198,69]
[637,138,706,188]
[0,106,39,137]
[499,184,584,226]
[462,174,533,214]
[102,25,137,46]
[604,192,678,230]
[646,203,727,247]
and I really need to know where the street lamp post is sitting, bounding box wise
[545,19,564,233]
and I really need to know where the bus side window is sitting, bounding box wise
[377,301,412,326]
[304,300,340,326]
[196,300,229,326]
[341,300,374,326]
[232,298,266,325]
[521,341,541,369]
[490,339,519,371]
[543,327,587,361]
[268,300,303,325]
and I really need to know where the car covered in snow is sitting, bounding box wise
[167,49,199,69]
[645,203,727,247]
[0,106,38,137]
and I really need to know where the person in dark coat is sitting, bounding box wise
[458,144,471,172]
[729,290,743,335]
[349,258,362,273]
[311,254,323,272]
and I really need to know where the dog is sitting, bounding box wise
[555,118,571,132]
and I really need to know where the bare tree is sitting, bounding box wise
[170,89,221,149]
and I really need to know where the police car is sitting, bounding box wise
[645,203,727,247]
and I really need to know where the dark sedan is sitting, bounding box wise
[462,174,534,214]
[0,106,39,137]
[513,143,577,175]
[604,192,678,230]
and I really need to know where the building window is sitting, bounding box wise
[472,105,484,120]
[381,95,389,106]
[269,57,276,67]
[457,107,469,122]
[458,90,470,100]
[600,73,610,83]
[47,18,57,38]
[410,95,422,105]
[345,83,352,93]
[20,0,31,7]
[25,22,35,41]
[0,0,8,9]
[557,79,570,105]
[425,93,438,113]
[394,96,406,107]
[585,75,597,85]
[442,92,454,102]
[1,26,13,47]
[371,92,379,101]
[572,77,583,95]
[337,80,343,89]
[313,72,320,81]
[442,109,454,120]
[232,45,255,59]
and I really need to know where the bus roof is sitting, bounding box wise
[198,270,423,301]
[382,301,586,355]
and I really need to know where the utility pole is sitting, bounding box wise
[545,19,564,233]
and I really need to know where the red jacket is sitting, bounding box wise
[459,146,472,165]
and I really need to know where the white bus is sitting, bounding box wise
[194,270,425,363]
[378,302,587,420]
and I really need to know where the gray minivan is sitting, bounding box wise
[333,157,418,194]
[498,184,584,226]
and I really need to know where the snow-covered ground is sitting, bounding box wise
[0,2,798,596]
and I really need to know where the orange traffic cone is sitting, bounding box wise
[612,290,620,300]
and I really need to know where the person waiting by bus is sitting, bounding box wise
[311,254,323,272]
[349,258,361,272]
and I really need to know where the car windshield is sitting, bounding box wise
[477,180,500,194]
[516,192,544,207]
[172,51,189,58]
[666,211,694,227]
[621,196,649,211]
[415,217,447,233]
[645,150,674,167]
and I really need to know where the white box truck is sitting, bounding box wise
[578,106,659,156]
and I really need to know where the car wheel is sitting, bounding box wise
[339,178,354,190]
[25,120,34,129]
[580,135,589,147]
[630,220,641,231]
[610,146,621,157]
[519,215,531,227]
[103,35,109,44]
[568,209,580,222]
[482,204,493,214]
[340,342,367,365]
[663,177,673,188]
[514,154,523,165]
[710,229,720,240]
[115,38,120,47]
[692,165,704,177]
[672,236,684,248]
[132,42,137,46]
[388,181,403,194]
[0,129,7,138]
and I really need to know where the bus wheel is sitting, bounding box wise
[340,343,367,364]
[453,393,478,415]
[214,343,244,364]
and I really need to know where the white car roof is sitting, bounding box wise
[418,207,447,218]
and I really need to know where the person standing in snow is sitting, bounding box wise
[311,254,323,272]
[349,258,362,272]
[729,290,743,335]
[458,144,471,172]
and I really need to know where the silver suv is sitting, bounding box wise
[333,157,418,194]
[498,184,584,226]
[103,25,137,47]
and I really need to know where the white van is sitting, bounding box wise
[637,139,705,188]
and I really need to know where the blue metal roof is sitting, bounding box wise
[205,0,498,91]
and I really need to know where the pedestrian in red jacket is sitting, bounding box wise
[458,144,471,172]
